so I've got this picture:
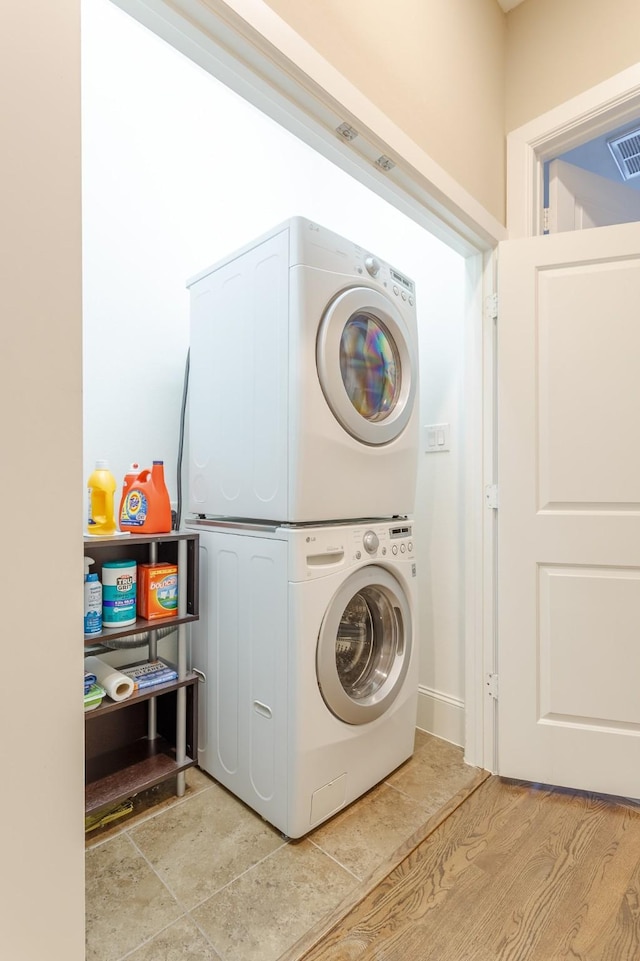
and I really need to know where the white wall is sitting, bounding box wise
[415,266,466,743]
[82,0,467,742]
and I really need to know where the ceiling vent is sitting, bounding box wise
[607,129,640,181]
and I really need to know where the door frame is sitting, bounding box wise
[507,62,640,238]
[111,0,504,769]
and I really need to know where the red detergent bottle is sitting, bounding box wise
[119,460,172,534]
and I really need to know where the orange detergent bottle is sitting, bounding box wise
[120,462,140,503]
[119,460,172,534]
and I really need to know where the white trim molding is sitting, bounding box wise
[417,685,465,748]
[507,62,640,238]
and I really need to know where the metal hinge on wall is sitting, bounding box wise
[485,292,498,321]
[485,484,499,509]
[486,673,499,700]
[543,207,550,234]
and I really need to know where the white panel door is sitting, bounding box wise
[548,159,640,232]
[498,221,640,798]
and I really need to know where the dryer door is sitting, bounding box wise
[316,287,417,445]
[316,565,412,724]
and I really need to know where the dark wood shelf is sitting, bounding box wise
[85,671,199,719]
[83,529,199,621]
[84,613,198,650]
[85,677,199,815]
[85,736,197,814]
[84,530,197,548]
[83,530,200,817]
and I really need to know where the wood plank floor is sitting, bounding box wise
[298,776,640,961]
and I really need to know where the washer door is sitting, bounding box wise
[316,565,412,724]
[316,287,416,446]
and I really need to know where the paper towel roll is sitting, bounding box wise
[84,655,134,702]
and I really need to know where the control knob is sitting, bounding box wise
[363,530,379,554]
[364,256,381,278]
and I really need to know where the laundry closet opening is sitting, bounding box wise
[82,0,467,753]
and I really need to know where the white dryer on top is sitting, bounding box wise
[187,216,419,523]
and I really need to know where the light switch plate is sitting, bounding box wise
[424,423,451,452]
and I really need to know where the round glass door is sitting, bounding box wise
[316,287,417,446]
[339,313,401,423]
[316,566,412,724]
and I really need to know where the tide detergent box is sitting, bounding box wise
[138,563,178,620]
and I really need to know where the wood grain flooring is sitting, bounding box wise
[297,776,640,961]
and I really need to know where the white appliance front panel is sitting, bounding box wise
[286,265,419,522]
[286,550,418,837]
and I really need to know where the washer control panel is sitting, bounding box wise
[351,522,414,561]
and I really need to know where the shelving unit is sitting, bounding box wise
[83,531,200,816]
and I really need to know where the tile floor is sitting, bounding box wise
[85,730,481,961]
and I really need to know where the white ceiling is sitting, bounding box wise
[498,0,526,11]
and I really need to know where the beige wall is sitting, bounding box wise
[263,0,507,224]
[506,0,640,131]
[2,3,85,958]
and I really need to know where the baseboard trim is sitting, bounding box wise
[416,685,465,747]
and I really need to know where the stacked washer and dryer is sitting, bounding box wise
[186,217,420,838]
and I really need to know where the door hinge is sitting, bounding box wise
[543,207,550,234]
[485,484,498,509]
[485,292,498,321]
[486,673,499,699]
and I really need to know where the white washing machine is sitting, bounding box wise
[187,216,419,523]
[187,517,418,838]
